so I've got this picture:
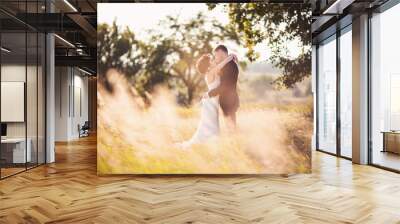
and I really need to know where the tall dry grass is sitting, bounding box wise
[98,70,312,174]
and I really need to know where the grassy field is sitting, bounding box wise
[97,71,312,174]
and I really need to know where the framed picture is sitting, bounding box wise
[97,2,312,174]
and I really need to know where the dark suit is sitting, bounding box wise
[208,60,239,116]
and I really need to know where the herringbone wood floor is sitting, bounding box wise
[1,135,400,224]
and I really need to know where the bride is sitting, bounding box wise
[178,53,237,148]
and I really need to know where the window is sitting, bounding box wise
[317,35,337,154]
[370,2,400,171]
[339,26,352,158]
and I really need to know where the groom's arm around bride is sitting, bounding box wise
[207,53,239,130]
[207,59,238,99]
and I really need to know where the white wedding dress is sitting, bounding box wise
[180,76,220,148]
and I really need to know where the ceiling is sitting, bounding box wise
[2,0,389,74]
[0,0,98,74]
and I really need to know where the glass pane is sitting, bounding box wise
[371,3,400,171]
[1,31,27,177]
[38,32,45,165]
[317,36,337,154]
[26,0,39,169]
[27,31,38,169]
[340,27,352,158]
[0,1,46,178]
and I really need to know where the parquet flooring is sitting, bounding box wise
[0,167,26,178]
[0,135,400,223]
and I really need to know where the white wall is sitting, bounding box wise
[55,66,70,141]
[1,63,46,164]
[1,65,26,137]
[55,67,89,141]
[1,65,38,138]
[72,73,89,138]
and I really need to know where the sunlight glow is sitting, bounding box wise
[97,3,306,61]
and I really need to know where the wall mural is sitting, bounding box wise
[97,3,312,174]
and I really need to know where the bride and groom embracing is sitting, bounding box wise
[179,44,240,148]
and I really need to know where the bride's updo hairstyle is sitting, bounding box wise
[196,54,211,75]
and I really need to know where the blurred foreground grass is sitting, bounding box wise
[97,71,312,174]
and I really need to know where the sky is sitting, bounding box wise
[98,3,230,33]
[97,3,303,63]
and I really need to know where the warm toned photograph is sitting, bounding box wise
[1,1,400,223]
[97,3,312,174]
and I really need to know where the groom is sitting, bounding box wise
[206,44,239,130]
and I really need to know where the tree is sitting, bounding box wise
[97,13,240,105]
[208,2,312,88]
[97,22,171,100]
[150,13,239,105]
[97,22,146,78]
[98,22,146,92]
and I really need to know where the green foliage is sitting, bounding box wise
[98,22,143,79]
[208,2,312,88]
[156,13,238,104]
[98,13,238,105]
[98,22,172,101]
